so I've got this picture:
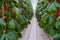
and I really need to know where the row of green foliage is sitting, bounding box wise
[36,0,60,40]
[19,0,34,20]
[0,0,33,40]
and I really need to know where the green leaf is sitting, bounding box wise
[48,3,56,12]
[0,0,4,6]
[22,15,29,24]
[55,21,60,29]
[8,19,15,30]
[49,27,56,36]
[16,32,22,38]
[39,21,45,28]
[16,15,26,24]
[43,0,49,4]
[49,15,55,25]
[7,1,15,8]
[0,18,6,26]
[13,7,20,18]
[55,16,60,29]
[41,13,49,23]
[15,22,22,32]
[4,12,11,17]
[13,0,19,3]
[1,34,6,40]
[7,31,17,40]
[57,16,60,21]
[54,2,60,8]
[1,34,10,40]
[53,34,60,40]
[43,23,50,33]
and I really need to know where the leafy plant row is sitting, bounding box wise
[36,0,60,40]
[0,0,33,40]
[19,0,34,20]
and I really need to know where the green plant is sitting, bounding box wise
[36,0,60,40]
[0,0,33,40]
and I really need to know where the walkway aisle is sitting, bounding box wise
[19,16,50,40]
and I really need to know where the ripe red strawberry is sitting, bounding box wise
[55,8,60,16]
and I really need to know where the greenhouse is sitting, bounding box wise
[0,0,60,40]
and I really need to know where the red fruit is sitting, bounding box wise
[55,8,60,16]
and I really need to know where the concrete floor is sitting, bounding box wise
[19,16,50,40]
